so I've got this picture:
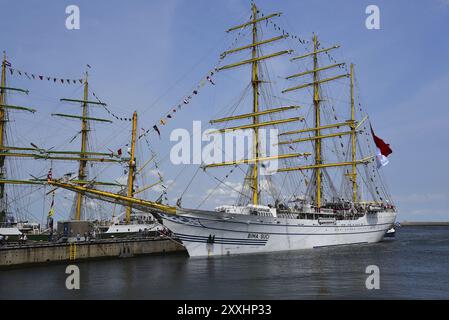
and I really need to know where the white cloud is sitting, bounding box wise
[206,181,243,196]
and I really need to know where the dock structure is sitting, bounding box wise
[0,237,186,268]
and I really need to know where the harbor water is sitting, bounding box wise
[1,226,448,299]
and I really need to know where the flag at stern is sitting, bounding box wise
[370,125,392,168]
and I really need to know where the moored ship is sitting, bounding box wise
[48,2,397,257]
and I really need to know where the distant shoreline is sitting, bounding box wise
[400,221,449,226]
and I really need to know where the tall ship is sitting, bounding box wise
[49,3,397,257]
[0,52,158,240]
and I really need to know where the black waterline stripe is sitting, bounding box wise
[175,236,267,244]
[174,233,268,242]
[177,238,266,246]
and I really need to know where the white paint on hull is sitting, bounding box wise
[160,210,396,257]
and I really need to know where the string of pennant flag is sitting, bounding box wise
[90,67,220,136]
[138,69,218,140]
[6,66,83,85]
[92,92,133,122]
[264,16,310,45]
[263,12,348,73]
[137,27,247,141]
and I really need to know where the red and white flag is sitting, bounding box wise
[370,125,392,168]
[47,168,53,181]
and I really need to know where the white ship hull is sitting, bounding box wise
[160,210,396,257]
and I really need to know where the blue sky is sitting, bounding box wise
[1,0,448,223]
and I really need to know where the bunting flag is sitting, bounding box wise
[92,92,132,122]
[268,18,309,45]
[151,125,160,137]
[47,168,52,181]
[6,66,83,85]
[266,15,348,72]
[48,192,55,218]
[206,76,215,85]
[138,69,219,141]
[370,125,392,168]
[137,28,243,141]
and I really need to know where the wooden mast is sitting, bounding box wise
[0,53,42,222]
[312,34,322,208]
[54,73,129,221]
[74,72,89,220]
[0,53,7,220]
[350,63,357,203]
[125,111,137,224]
[251,3,260,206]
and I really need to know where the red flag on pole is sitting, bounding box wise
[370,125,392,168]
[370,125,392,157]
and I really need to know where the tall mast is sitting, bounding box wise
[350,63,357,202]
[54,73,126,221]
[74,72,89,221]
[312,34,322,208]
[125,111,137,224]
[251,3,260,206]
[0,53,41,223]
[206,4,305,205]
[0,53,7,220]
[280,37,369,204]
